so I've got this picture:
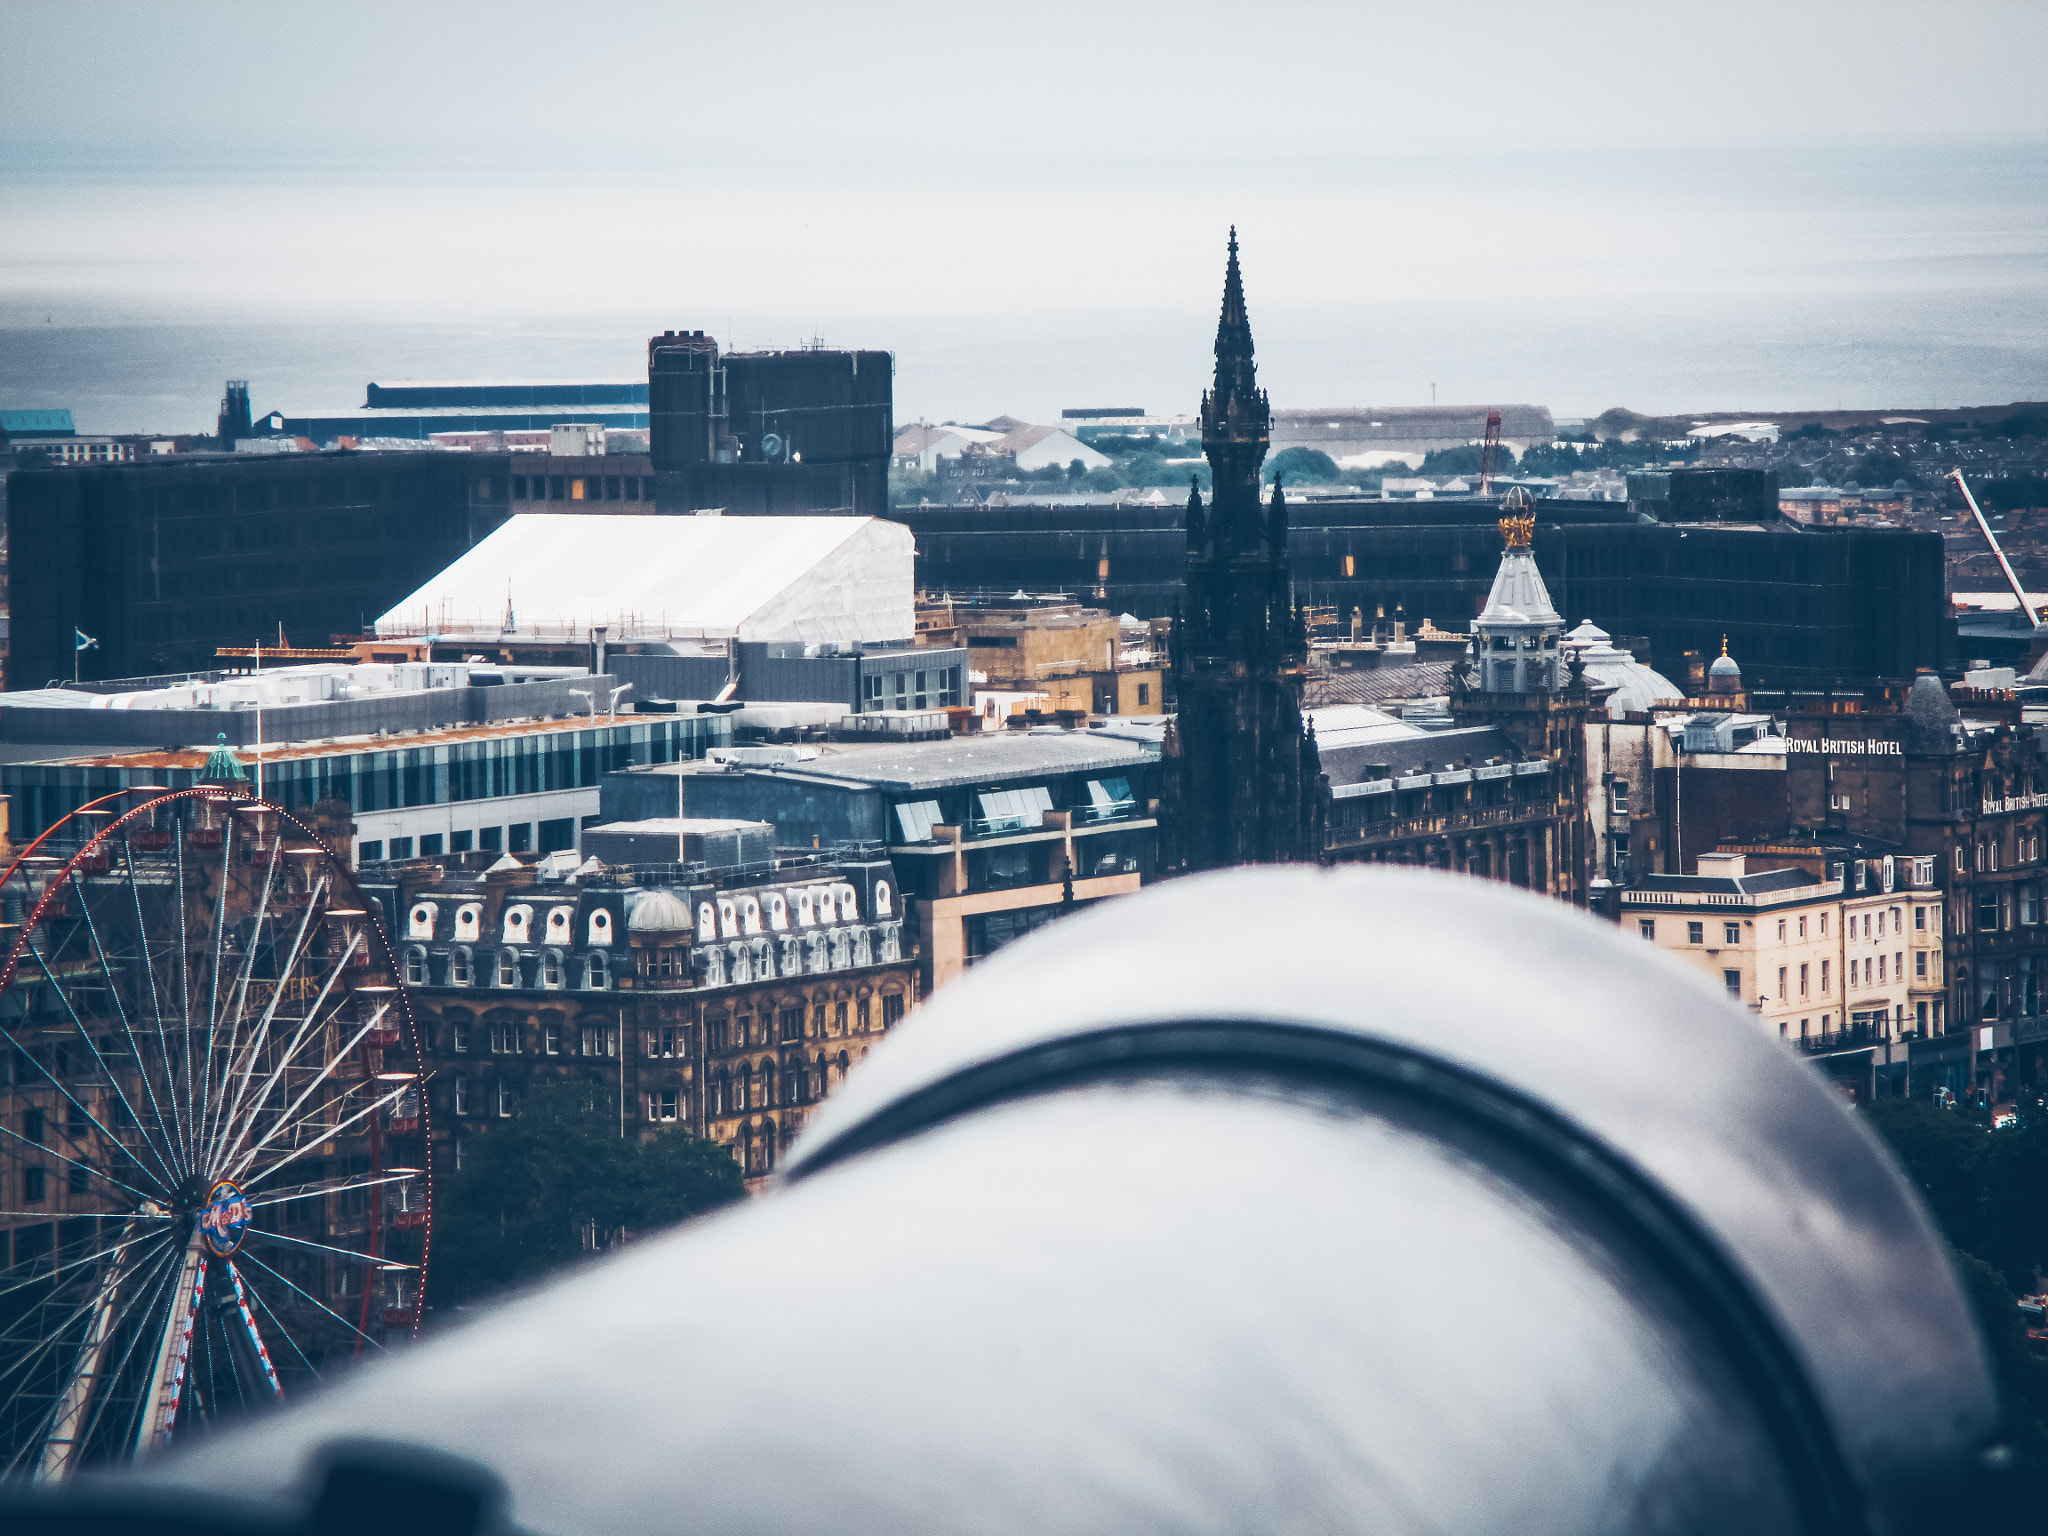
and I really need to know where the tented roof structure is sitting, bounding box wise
[376,514,913,645]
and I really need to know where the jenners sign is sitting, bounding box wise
[1787,738,1902,756]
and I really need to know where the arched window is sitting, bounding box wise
[760,1058,778,1106]
[448,946,473,987]
[545,906,574,944]
[403,946,426,985]
[837,1050,850,1081]
[408,903,436,940]
[497,949,520,987]
[503,904,532,943]
[711,1073,727,1116]
[454,903,482,943]
[736,1064,752,1112]
[874,879,893,917]
[586,951,608,990]
[588,909,613,948]
[540,949,564,989]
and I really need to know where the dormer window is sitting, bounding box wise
[588,909,613,947]
[717,897,738,937]
[874,879,893,917]
[455,903,482,942]
[408,903,435,940]
[497,949,519,987]
[504,904,532,944]
[767,892,789,930]
[403,947,426,985]
[540,949,564,989]
[545,907,573,944]
[739,895,762,935]
[586,951,609,990]
[448,947,473,987]
[795,890,816,927]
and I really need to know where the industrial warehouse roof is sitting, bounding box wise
[377,514,914,646]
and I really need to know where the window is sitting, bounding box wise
[1956,846,1967,873]
[1687,921,1704,945]
[648,1091,678,1122]
[1638,919,1656,940]
[420,834,444,857]
[69,1163,90,1195]
[539,818,575,854]
[1610,781,1629,813]
[359,841,383,864]
[66,1099,86,1139]
[1724,970,1741,997]
[451,1019,469,1053]
[1821,960,1830,993]
[1915,906,1926,931]
[449,948,473,986]
[586,952,608,990]
[893,800,944,843]
[1820,913,1828,935]
[452,830,473,853]
[24,1167,45,1203]
[1979,890,2000,932]
[1878,955,1887,982]
[497,950,519,987]
[1917,951,1928,978]
[1800,963,1809,997]
[481,826,503,852]
[403,948,426,985]
[496,1080,515,1117]
[453,1074,469,1115]
[544,1019,562,1054]
[390,838,414,861]
[1728,923,1743,944]
[510,823,533,853]
[541,950,563,988]
[857,998,872,1032]
[1775,919,1785,941]
[1778,966,1787,1000]
[1137,684,1150,705]
[882,994,905,1028]
[835,1001,848,1035]
[489,1020,519,1054]
[1798,916,1807,938]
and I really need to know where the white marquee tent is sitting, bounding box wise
[376,514,914,646]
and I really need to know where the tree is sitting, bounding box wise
[429,1081,744,1307]
[1262,446,1344,484]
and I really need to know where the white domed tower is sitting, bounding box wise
[1708,636,1743,697]
[1470,500,1564,694]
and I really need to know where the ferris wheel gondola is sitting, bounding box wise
[0,781,429,1478]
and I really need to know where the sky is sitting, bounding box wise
[4,1,2047,428]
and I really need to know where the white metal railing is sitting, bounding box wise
[1621,879,1844,910]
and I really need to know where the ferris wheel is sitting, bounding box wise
[0,780,429,1479]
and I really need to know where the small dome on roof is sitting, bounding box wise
[626,888,692,933]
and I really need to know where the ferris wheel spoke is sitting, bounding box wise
[23,939,183,1191]
[206,883,334,1171]
[224,985,385,1177]
[0,1118,160,1206]
[199,846,285,1164]
[0,1224,175,1307]
[243,1227,415,1270]
[0,1236,178,1411]
[211,923,356,1177]
[196,828,250,1188]
[233,1252,389,1356]
[33,1237,186,1475]
[246,1170,416,1210]
[226,1263,321,1383]
[69,895,188,1186]
[123,840,189,1173]
[231,1077,414,1191]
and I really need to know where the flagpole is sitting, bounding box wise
[254,639,263,802]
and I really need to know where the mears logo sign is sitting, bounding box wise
[1787,738,1903,756]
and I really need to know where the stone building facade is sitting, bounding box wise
[361,848,920,1189]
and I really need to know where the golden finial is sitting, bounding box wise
[1498,515,1535,549]
[1721,635,1729,657]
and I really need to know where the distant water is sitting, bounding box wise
[6,285,2045,440]
[4,142,2045,432]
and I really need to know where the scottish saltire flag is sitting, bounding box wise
[74,629,98,652]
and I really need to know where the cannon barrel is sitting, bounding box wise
[14,867,1999,1535]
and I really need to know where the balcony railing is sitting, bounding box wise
[1797,1024,1886,1054]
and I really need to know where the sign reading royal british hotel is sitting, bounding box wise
[1786,738,1905,756]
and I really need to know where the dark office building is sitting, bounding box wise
[897,496,1954,688]
[276,378,649,442]
[6,452,510,686]
[648,331,891,517]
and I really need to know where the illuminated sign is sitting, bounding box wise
[1786,739,1902,756]
[197,1179,253,1257]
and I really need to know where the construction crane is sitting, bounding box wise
[1478,409,1503,499]
[1952,468,2038,627]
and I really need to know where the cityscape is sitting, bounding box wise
[0,5,2045,1531]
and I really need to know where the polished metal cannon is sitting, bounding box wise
[7,867,2000,1535]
